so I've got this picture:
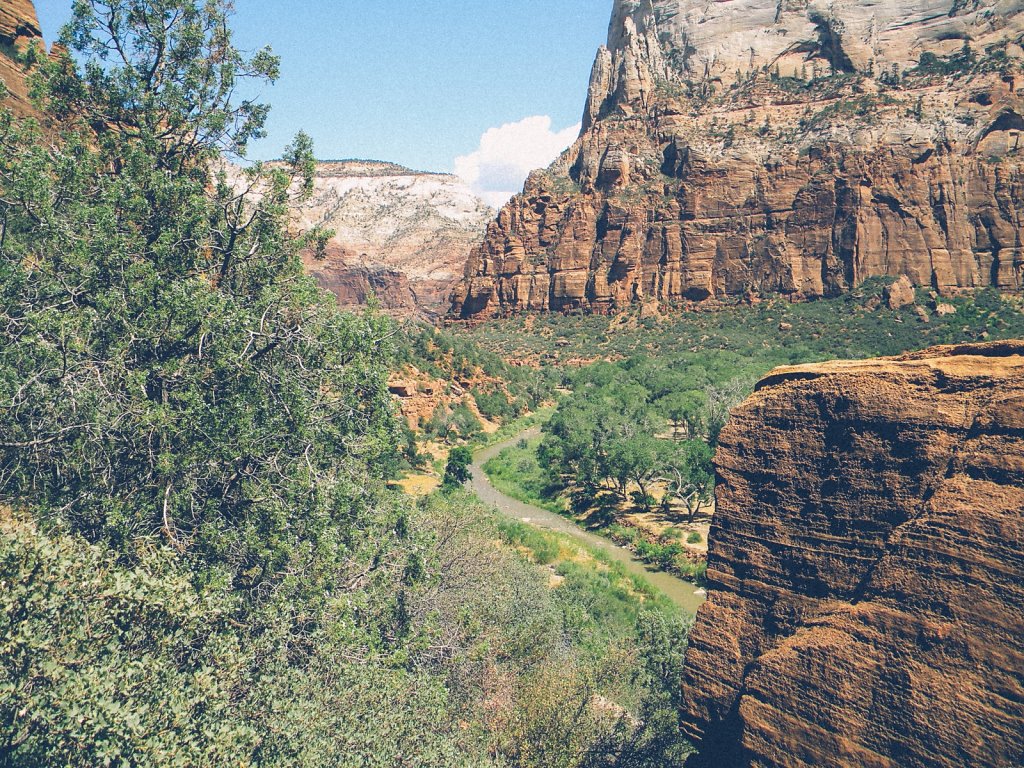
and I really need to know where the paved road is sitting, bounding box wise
[472,430,707,615]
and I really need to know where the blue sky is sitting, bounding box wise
[34,1,611,204]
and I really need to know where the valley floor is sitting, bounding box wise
[472,430,707,615]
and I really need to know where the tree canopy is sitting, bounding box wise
[0,0,396,591]
[0,3,695,766]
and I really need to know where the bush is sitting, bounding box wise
[474,388,519,421]
[0,520,255,765]
[442,446,473,489]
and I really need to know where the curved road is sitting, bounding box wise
[472,430,707,615]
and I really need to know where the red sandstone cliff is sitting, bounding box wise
[680,340,1024,767]
[452,1,1024,318]
[0,0,43,118]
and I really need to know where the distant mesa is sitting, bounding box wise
[450,0,1024,319]
[294,159,494,318]
[313,159,455,179]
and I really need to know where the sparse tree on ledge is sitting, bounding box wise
[664,440,714,524]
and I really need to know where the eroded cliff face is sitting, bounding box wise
[452,0,1024,318]
[297,161,493,317]
[0,0,43,117]
[680,340,1024,768]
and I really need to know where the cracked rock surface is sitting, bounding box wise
[680,339,1024,768]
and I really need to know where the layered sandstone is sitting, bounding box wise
[0,0,43,117]
[452,0,1024,318]
[680,340,1024,767]
[296,161,493,317]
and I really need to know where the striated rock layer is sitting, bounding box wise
[297,161,493,317]
[0,0,43,117]
[680,340,1024,768]
[452,0,1024,318]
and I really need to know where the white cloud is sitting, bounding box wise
[455,116,580,209]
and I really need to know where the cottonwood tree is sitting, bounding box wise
[663,440,714,523]
[656,389,706,440]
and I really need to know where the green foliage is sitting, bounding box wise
[538,363,732,514]
[497,518,562,565]
[490,510,694,767]
[0,484,697,767]
[393,322,556,424]
[425,401,484,442]
[0,0,396,593]
[442,446,473,489]
[657,389,707,439]
[484,438,568,515]
[474,386,520,421]
[910,43,976,77]
[464,286,1024,376]
[0,518,254,766]
[665,440,715,522]
[608,526,708,583]
[423,494,695,768]
[0,3,697,766]
[687,531,703,544]
[450,402,484,439]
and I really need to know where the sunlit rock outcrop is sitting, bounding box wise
[681,340,1024,768]
[452,0,1024,318]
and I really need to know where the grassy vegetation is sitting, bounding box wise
[608,524,708,584]
[495,517,680,619]
[470,405,557,450]
[462,283,1024,375]
[483,438,711,584]
[394,322,558,418]
[482,437,567,515]
[467,282,1024,582]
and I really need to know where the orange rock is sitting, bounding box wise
[680,340,1024,768]
[885,275,916,310]
[450,1,1024,319]
[0,0,44,118]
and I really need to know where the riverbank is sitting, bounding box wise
[472,434,707,615]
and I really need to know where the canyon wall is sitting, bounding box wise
[0,0,43,117]
[680,340,1024,767]
[298,161,493,317]
[452,0,1024,318]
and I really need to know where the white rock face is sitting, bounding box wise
[293,161,493,315]
[599,0,1024,95]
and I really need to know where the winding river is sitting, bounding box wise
[472,430,707,615]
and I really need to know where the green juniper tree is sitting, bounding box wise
[0,0,398,590]
[442,445,473,489]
